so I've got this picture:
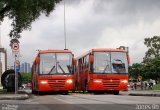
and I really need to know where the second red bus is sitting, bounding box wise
[75,47,130,95]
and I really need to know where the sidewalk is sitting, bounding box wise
[0,94,29,100]
[123,90,160,97]
[0,89,30,100]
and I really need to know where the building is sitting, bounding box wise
[0,48,7,82]
[20,62,31,73]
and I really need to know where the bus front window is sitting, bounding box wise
[111,52,128,73]
[40,53,72,74]
[93,52,111,73]
[56,53,72,74]
[93,52,128,74]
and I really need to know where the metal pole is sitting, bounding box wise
[64,0,67,49]
[0,21,2,48]
[15,54,17,94]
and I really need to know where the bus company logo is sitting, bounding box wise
[110,79,113,82]
[55,80,58,82]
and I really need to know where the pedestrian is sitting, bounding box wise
[149,81,153,90]
[134,82,137,90]
[141,81,144,90]
[144,82,148,90]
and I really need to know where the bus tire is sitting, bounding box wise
[32,90,37,94]
[32,90,35,94]
[113,90,119,95]
[63,91,69,95]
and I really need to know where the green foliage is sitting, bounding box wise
[0,0,61,39]
[153,83,160,90]
[143,36,160,62]
[129,36,160,81]
[143,56,160,81]
[129,63,145,79]
[20,72,31,83]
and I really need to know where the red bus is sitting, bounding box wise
[32,49,75,94]
[75,46,130,95]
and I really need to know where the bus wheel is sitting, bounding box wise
[87,90,92,93]
[113,90,119,95]
[32,90,35,94]
[38,91,44,95]
[32,90,38,94]
[62,91,69,95]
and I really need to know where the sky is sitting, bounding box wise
[1,0,160,66]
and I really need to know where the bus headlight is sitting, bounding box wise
[66,79,73,84]
[93,79,102,83]
[121,80,128,83]
[40,80,48,84]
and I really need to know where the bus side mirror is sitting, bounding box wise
[127,55,130,64]
[35,57,39,64]
[89,54,94,63]
[73,59,76,65]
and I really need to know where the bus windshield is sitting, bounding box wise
[93,52,128,74]
[39,53,72,74]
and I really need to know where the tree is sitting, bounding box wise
[143,56,160,82]
[20,72,31,84]
[129,63,145,80]
[0,0,61,39]
[143,36,160,62]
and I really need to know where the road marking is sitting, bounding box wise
[53,95,71,104]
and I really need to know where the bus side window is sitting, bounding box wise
[84,56,87,69]
[78,59,82,71]
[82,58,84,70]
[89,54,94,73]
[85,55,89,68]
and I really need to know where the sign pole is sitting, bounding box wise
[14,54,17,94]
[10,39,20,95]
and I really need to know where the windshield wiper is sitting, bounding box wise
[67,65,72,73]
[103,64,109,73]
[48,66,55,74]
[102,59,110,73]
[58,63,65,74]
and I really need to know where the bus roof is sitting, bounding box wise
[91,48,127,52]
[38,49,72,54]
[76,48,127,59]
[32,49,73,66]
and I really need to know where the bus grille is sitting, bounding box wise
[47,79,65,88]
[103,79,120,88]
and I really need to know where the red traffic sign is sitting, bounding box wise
[15,60,20,66]
[12,42,19,53]
[12,43,19,50]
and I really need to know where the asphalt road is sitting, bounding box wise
[0,93,160,110]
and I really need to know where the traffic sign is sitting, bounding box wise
[11,42,20,54]
[12,42,19,51]
[138,75,142,81]
[15,60,20,71]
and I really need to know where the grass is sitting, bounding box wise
[153,83,160,90]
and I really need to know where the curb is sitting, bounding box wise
[0,94,29,100]
[129,93,160,97]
